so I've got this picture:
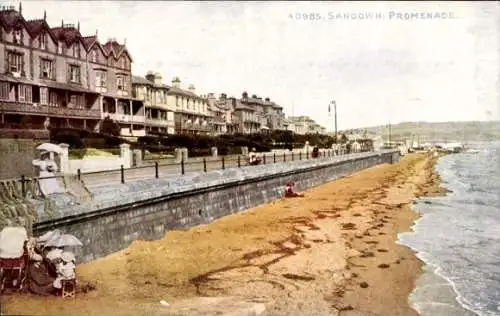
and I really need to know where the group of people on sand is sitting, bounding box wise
[0,227,95,296]
[25,237,78,295]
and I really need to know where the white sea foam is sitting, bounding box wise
[398,142,500,316]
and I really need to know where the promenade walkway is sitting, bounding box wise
[79,150,343,188]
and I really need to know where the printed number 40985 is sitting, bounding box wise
[289,13,323,20]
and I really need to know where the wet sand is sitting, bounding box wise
[1,153,442,316]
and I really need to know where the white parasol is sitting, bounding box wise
[37,229,62,245]
[44,234,83,248]
[36,143,63,154]
[0,226,28,259]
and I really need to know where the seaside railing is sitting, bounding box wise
[2,148,373,199]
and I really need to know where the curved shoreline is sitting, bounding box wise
[2,153,439,316]
[400,161,481,316]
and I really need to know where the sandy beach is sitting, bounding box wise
[1,153,443,316]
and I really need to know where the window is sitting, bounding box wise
[91,49,97,63]
[49,91,58,106]
[95,70,107,87]
[120,58,126,69]
[7,52,23,73]
[116,75,126,91]
[40,87,48,105]
[40,59,54,79]
[176,96,179,107]
[68,64,80,83]
[18,85,32,103]
[13,29,21,44]
[57,42,63,54]
[40,33,46,50]
[0,82,9,100]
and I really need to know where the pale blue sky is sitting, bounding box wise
[14,1,500,130]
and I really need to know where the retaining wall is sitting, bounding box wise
[32,150,400,263]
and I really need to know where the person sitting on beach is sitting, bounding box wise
[53,252,76,291]
[285,182,304,198]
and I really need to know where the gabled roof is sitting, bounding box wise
[102,40,132,62]
[83,35,109,58]
[25,19,58,43]
[50,25,86,48]
[82,35,97,50]
[0,8,24,31]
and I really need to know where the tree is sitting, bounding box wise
[100,116,121,136]
[340,134,348,144]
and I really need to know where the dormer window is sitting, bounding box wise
[57,42,63,54]
[13,29,21,44]
[40,33,46,50]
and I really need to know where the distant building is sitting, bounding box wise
[287,116,326,135]
[206,93,229,135]
[132,72,174,135]
[168,77,210,135]
[206,91,287,135]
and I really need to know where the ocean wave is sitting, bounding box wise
[399,142,500,316]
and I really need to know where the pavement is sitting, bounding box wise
[79,150,343,188]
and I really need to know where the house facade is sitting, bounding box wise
[167,77,210,135]
[132,72,174,135]
[287,116,326,135]
[0,5,145,138]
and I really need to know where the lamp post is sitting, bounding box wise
[329,100,337,144]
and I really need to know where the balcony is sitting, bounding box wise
[107,113,146,124]
[0,100,101,119]
[146,118,175,128]
[175,121,211,132]
[210,116,226,125]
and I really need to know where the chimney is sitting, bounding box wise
[145,71,155,82]
[43,10,47,21]
[95,29,98,36]
[265,97,270,102]
[77,21,80,31]
[172,76,181,88]
[188,84,196,93]
[221,93,227,100]
[18,1,21,14]
[153,72,162,85]
[61,19,64,27]
[242,91,248,99]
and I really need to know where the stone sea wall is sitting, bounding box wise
[32,150,400,263]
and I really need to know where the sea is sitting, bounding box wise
[398,141,500,316]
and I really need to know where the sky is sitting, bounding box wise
[12,1,500,131]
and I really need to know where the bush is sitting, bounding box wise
[100,116,121,136]
[51,130,84,149]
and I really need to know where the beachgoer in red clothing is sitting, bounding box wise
[285,182,304,198]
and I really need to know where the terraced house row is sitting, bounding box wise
[0,4,299,139]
